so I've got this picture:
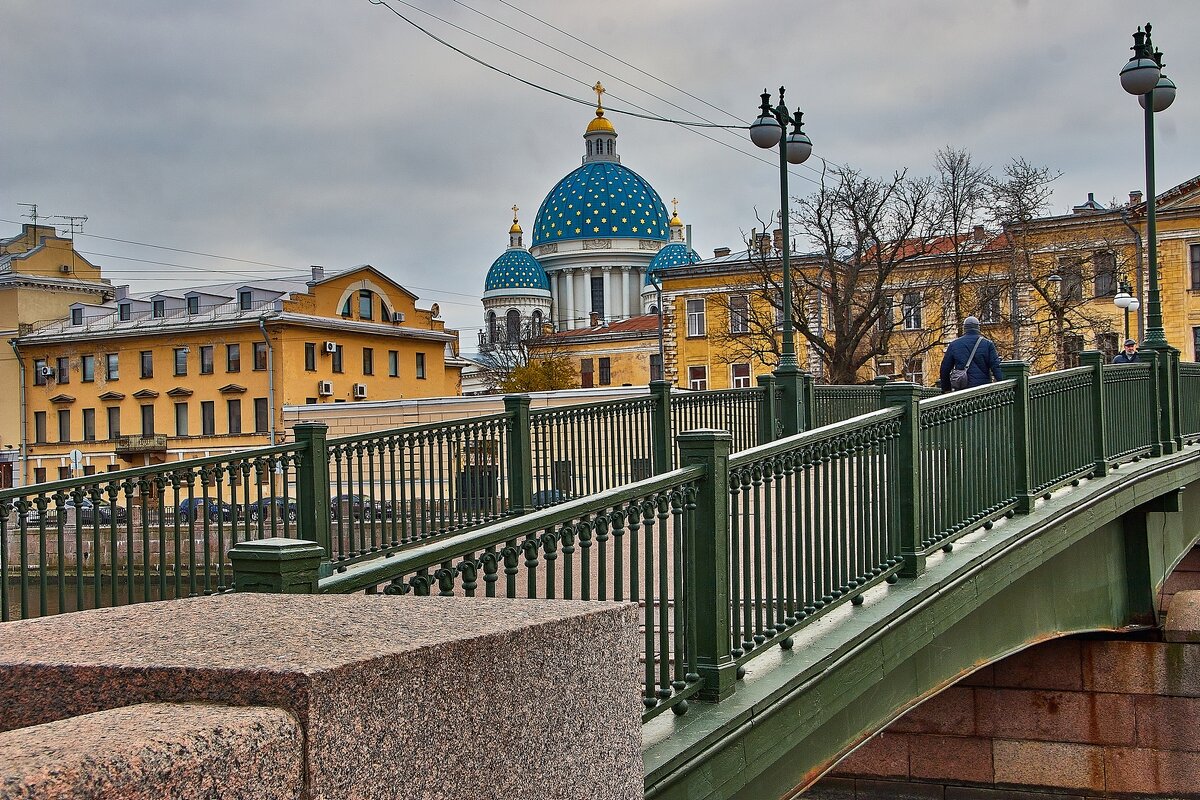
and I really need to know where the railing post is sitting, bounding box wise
[1165,347,1182,453]
[1001,360,1036,514]
[774,363,803,436]
[650,380,673,474]
[677,429,736,702]
[1079,351,1109,478]
[755,374,778,444]
[229,537,324,593]
[293,422,331,557]
[503,394,534,514]
[1143,351,1164,458]
[802,371,816,432]
[880,382,924,577]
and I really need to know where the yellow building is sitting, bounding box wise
[1,224,115,486]
[15,265,464,485]
[541,314,662,388]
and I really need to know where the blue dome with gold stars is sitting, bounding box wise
[645,242,701,286]
[484,249,550,293]
[532,162,670,246]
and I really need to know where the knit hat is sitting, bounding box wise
[964,316,980,330]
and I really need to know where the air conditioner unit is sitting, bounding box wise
[323,341,338,354]
[39,366,55,378]
[352,383,367,399]
[317,380,333,397]
[59,265,71,274]
[391,311,405,323]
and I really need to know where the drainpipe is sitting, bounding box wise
[258,318,276,444]
[8,339,26,487]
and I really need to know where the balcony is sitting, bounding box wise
[114,434,168,458]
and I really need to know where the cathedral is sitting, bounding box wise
[480,86,699,352]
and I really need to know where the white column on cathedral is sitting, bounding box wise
[563,269,576,330]
[579,266,592,326]
[601,267,612,320]
[620,267,631,318]
[548,271,559,327]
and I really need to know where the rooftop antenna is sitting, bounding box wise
[53,214,88,275]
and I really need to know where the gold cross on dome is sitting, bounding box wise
[671,198,679,216]
[511,204,519,221]
[593,81,606,110]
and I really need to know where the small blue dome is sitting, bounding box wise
[485,249,550,292]
[532,162,670,246]
[645,242,700,286]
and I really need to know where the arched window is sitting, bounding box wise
[587,140,593,156]
[649,305,660,315]
[487,310,498,343]
[506,309,521,342]
[380,299,392,323]
[531,310,542,336]
[606,139,613,155]
[340,297,352,318]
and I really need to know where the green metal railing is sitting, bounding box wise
[670,388,763,464]
[1028,366,1096,493]
[1104,363,1156,460]
[1181,362,1200,442]
[812,383,884,428]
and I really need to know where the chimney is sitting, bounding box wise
[310,265,325,283]
[114,285,129,301]
[589,311,601,327]
[973,225,986,242]
[1129,190,1143,205]
[756,233,772,256]
[1072,192,1104,215]
[714,247,732,258]
[773,228,784,253]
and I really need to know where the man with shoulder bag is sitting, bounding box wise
[939,316,1004,392]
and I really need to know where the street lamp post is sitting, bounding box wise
[1113,279,1141,342]
[750,87,812,434]
[1119,23,1177,351]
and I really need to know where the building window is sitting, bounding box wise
[254,397,268,433]
[332,345,344,374]
[904,357,924,384]
[33,467,46,484]
[199,345,213,375]
[57,357,70,384]
[1093,251,1118,297]
[57,409,71,442]
[118,303,131,321]
[506,309,521,341]
[415,352,426,379]
[978,286,1004,324]
[1193,326,1200,361]
[729,294,750,334]
[731,363,751,388]
[174,347,188,377]
[686,299,706,337]
[340,297,352,317]
[226,344,241,373]
[581,358,594,388]
[362,347,374,375]
[1064,333,1085,368]
[71,307,83,326]
[187,296,200,315]
[175,402,189,437]
[877,360,896,379]
[107,406,120,439]
[380,299,391,322]
[1097,332,1120,361]
[252,342,268,371]
[1058,257,1084,302]
[81,355,95,382]
[358,290,373,320]
[649,353,663,382]
[152,299,165,318]
[140,351,153,379]
[304,343,316,371]
[1191,244,1200,290]
[486,310,498,343]
[901,292,923,330]
[33,358,47,386]
[598,357,611,386]
[227,399,242,435]
[238,290,253,311]
[201,401,215,436]
[590,276,604,317]
[33,411,47,444]
[531,310,543,334]
[82,408,96,442]
[688,365,708,390]
[140,404,155,436]
[388,350,399,377]
[105,353,119,381]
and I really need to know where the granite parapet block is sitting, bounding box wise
[0,702,302,800]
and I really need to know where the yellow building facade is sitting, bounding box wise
[15,265,464,485]
[0,224,115,486]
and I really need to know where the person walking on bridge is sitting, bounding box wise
[939,315,1003,392]
[1112,338,1139,364]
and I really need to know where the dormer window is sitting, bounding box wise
[70,308,83,326]
[118,303,131,321]
[238,290,253,311]
[380,299,392,322]
[340,297,352,317]
[359,290,373,320]
[152,299,165,318]
[187,296,200,315]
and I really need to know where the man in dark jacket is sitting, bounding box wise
[939,316,1004,391]
[1112,338,1139,364]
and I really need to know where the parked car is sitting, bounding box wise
[177,497,236,522]
[532,489,571,508]
[330,493,393,522]
[23,497,126,525]
[243,497,297,523]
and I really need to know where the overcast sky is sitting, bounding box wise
[2,1,1196,344]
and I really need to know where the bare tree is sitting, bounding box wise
[933,146,991,322]
[473,321,577,393]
